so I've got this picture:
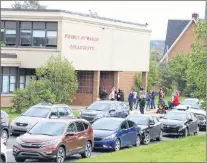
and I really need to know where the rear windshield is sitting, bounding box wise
[22,107,51,118]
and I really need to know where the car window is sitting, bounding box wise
[75,122,85,132]
[110,104,117,110]
[83,122,89,130]
[127,120,135,128]
[50,108,58,117]
[67,123,76,133]
[187,113,192,120]
[153,116,159,123]
[58,107,67,116]
[65,107,71,115]
[120,121,128,130]
[149,117,154,123]
[190,113,197,121]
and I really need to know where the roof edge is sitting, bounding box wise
[1,8,148,28]
[159,19,196,64]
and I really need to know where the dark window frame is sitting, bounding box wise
[75,121,85,133]
[77,71,94,94]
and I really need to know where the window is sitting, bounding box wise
[83,123,89,130]
[127,120,135,128]
[1,67,17,93]
[33,30,45,47]
[75,122,85,132]
[20,22,32,46]
[19,68,35,89]
[153,116,159,123]
[4,21,16,46]
[67,123,76,133]
[65,107,71,115]
[77,71,94,94]
[120,121,128,130]
[50,108,58,117]
[58,107,67,116]
[46,22,58,47]
[1,21,5,43]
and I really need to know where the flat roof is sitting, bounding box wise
[1,8,148,28]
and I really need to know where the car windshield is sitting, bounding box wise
[181,99,200,109]
[164,112,187,121]
[87,102,110,111]
[28,122,66,136]
[127,116,149,125]
[92,119,121,131]
[22,107,51,118]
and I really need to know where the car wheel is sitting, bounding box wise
[114,139,121,151]
[183,128,188,137]
[56,146,65,162]
[194,126,199,136]
[15,158,26,162]
[81,141,92,158]
[156,130,163,141]
[134,135,141,147]
[142,132,151,145]
[1,130,8,142]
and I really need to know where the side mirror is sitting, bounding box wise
[189,118,193,122]
[65,132,75,136]
[109,109,115,113]
[149,121,155,126]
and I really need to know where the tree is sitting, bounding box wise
[0,41,5,46]
[36,56,78,104]
[11,1,47,9]
[186,21,206,108]
[12,80,56,113]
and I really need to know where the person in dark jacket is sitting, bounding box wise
[145,91,151,111]
[128,90,134,111]
[120,90,124,102]
[151,90,156,109]
[117,89,121,101]
[139,90,146,114]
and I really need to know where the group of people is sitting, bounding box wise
[99,87,125,101]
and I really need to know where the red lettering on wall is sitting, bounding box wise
[69,45,95,50]
[65,34,99,42]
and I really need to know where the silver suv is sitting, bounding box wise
[11,103,75,135]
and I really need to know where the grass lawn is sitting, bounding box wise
[79,134,206,162]
[2,108,80,121]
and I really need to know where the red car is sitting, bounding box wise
[13,119,94,162]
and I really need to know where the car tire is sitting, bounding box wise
[183,128,188,137]
[142,132,151,145]
[134,135,141,147]
[15,157,26,162]
[156,130,163,141]
[1,129,8,142]
[81,141,92,158]
[194,126,199,136]
[114,138,121,151]
[55,146,66,162]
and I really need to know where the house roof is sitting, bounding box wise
[1,8,147,28]
[163,19,190,54]
[159,18,197,64]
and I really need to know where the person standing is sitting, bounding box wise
[120,90,124,102]
[135,88,142,110]
[159,88,163,100]
[117,89,121,101]
[151,90,156,109]
[145,91,152,111]
[109,87,115,101]
[128,90,134,111]
[139,90,146,114]
[133,89,137,109]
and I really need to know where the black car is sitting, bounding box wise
[126,114,163,145]
[1,110,11,142]
[160,110,199,137]
[79,100,130,123]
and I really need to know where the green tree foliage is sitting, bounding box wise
[0,41,5,46]
[135,73,142,92]
[36,56,78,104]
[11,1,47,9]
[186,21,206,107]
[12,80,56,113]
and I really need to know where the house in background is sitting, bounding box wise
[159,13,200,64]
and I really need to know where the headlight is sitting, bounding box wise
[41,140,57,147]
[16,137,23,145]
[103,134,116,140]
[95,114,104,119]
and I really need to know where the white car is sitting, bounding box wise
[1,138,7,162]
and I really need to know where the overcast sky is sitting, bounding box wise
[1,1,205,40]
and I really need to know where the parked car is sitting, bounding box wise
[79,100,130,124]
[175,98,206,130]
[1,110,11,142]
[92,118,141,151]
[11,103,75,135]
[126,115,163,145]
[13,119,94,162]
[160,110,199,137]
[1,138,7,162]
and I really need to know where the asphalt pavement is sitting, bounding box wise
[6,132,205,162]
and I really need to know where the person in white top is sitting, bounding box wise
[109,87,115,100]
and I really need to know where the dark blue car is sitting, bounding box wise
[92,118,141,151]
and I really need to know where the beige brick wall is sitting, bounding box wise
[0,94,13,108]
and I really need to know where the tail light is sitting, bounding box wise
[2,141,6,146]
